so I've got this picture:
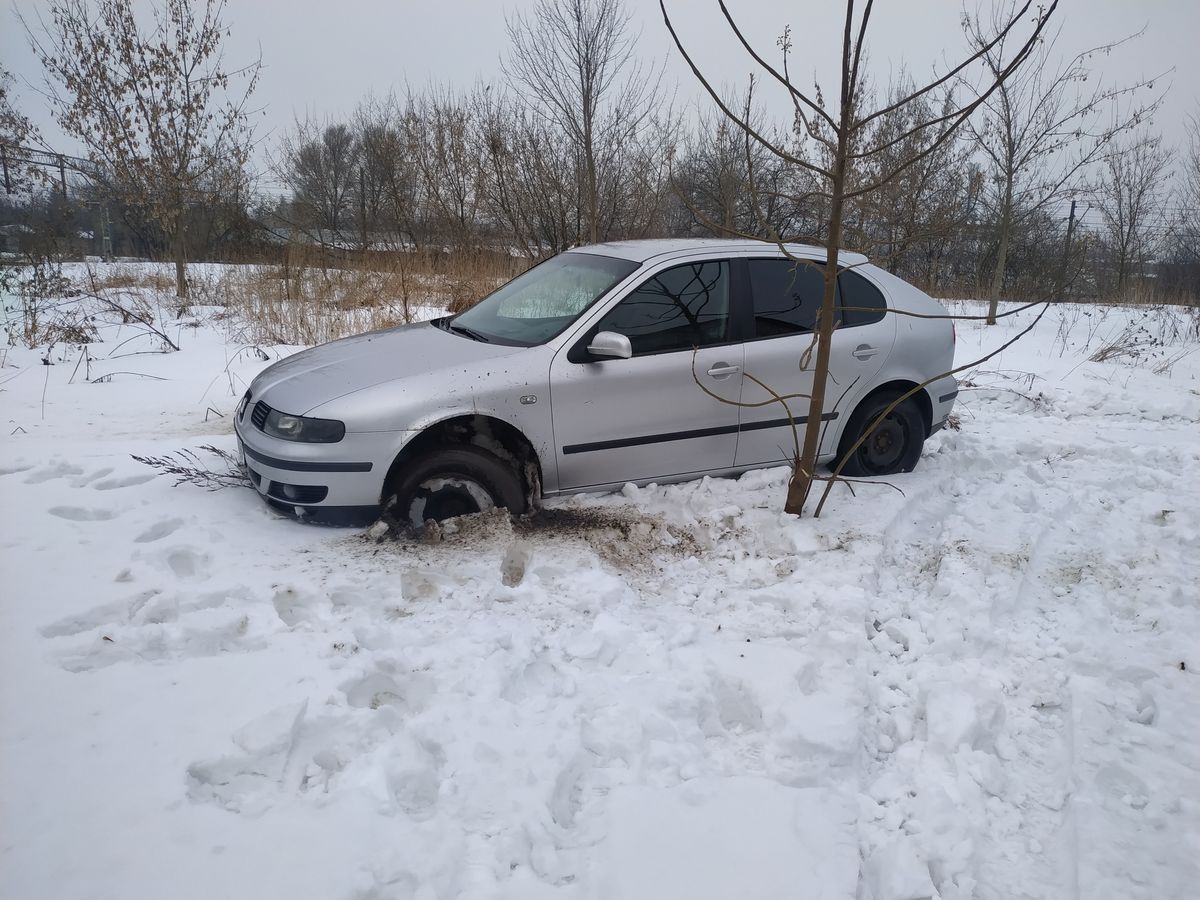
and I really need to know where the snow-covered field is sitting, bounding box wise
[1,265,1198,899]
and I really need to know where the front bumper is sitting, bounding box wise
[233,408,406,513]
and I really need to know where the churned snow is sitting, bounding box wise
[1,268,1198,899]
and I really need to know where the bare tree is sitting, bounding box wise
[960,4,1163,322]
[1174,108,1200,270]
[407,85,486,251]
[1,67,43,195]
[1093,132,1173,296]
[849,79,980,284]
[353,100,405,244]
[476,87,582,258]
[673,101,794,238]
[661,0,1060,515]
[504,0,661,245]
[24,0,260,299]
[355,94,425,250]
[279,121,361,235]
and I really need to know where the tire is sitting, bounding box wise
[384,445,527,527]
[835,392,926,477]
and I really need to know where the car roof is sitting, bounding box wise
[571,238,870,267]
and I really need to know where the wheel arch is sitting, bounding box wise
[842,379,934,440]
[381,413,544,508]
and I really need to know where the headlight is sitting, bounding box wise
[263,409,345,443]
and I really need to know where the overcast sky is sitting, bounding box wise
[3,0,1198,186]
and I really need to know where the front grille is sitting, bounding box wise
[250,400,271,430]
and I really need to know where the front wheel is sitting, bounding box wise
[835,393,926,477]
[384,445,527,528]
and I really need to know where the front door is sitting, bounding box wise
[550,259,744,491]
[734,259,895,468]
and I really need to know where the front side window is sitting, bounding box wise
[450,251,638,345]
[593,260,730,355]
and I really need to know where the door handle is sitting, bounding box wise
[852,344,879,360]
[707,363,741,377]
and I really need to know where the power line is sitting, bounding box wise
[0,143,103,196]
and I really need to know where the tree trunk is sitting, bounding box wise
[172,223,188,301]
[986,176,1013,325]
[784,142,847,515]
[584,139,599,244]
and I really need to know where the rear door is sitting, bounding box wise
[549,259,744,490]
[734,258,895,468]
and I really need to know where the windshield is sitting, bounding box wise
[449,252,639,345]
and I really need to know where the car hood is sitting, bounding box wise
[250,322,525,415]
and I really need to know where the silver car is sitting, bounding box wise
[234,239,957,524]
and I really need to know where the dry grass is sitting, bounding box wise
[88,267,176,294]
[217,245,527,345]
[1089,322,1148,363]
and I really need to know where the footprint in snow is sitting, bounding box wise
[40,597,137,638]
[70,467,115,488]
[271,585,321,627]
[164,547,210,580]
[0,463,34,477]
[94,473,157,491]
[23,461,84,484]
[709,671,766,734]
[186,700,311,814]
[41,586,250,638]
[42,584,264,673]
[48,505,119,522]
[342,663,435,713]
[189,700,447,818]
[1095,764,1150,806]
[134,518,184,543]
[55,612,260,673]
[384,735,445,819]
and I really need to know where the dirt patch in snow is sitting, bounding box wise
[359,504,705,576]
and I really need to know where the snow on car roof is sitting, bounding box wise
[574,238,870,266]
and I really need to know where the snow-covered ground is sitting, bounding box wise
[1,266,1198,899]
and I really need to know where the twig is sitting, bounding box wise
[90,371,168,383]
[129,444,250,491]
[68,347,85,385]
[83,270,180,351]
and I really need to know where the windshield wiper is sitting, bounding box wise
[448,322,492,343]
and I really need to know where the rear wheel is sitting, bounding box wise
[836,393,926,477]
[385,445,526,527]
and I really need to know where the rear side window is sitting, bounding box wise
[594,260,730,355]
[839,269,887,327]
[748,258,888,336]
[748,258,827,336]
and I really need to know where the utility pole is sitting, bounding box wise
[99,203,113,260]
[1059,198,1078,298]
[1,145,10,194]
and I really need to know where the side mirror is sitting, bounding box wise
[586,330,633,360]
